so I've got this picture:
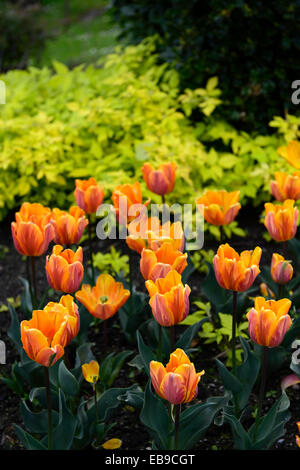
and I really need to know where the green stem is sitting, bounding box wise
[94,383,99,425]
[254,346,268,442]
[278,283,285,299]
[158,324,162,360]
[174,404,181,450]
[88,215,95,283]
[44,367,53,450]
[103,319,108,347]
[169,325,175,353]
[232,290,237,375]
[282,241,287,259]
[26,256,34,309]
[31,256,37,308]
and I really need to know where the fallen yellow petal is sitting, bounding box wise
[102,438,122,450]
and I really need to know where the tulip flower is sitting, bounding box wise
[75,273,130,320]
[246,297,292,348]
[264,200,298,242]
[82,360,100,385]
[145,270,191,327]
[196,190,241,226]
[213,244,262,292]
[126,217,184,254]
[259,282,275,298]
[296,422,300,448]
[142,162,177,196]
[11,202,54,257]
[150,348,205,404]
[140,242,187,281]
[51,206,88,246]
[277,140,300,169]
[74,178,104,214]
[112,181,150,224]
[20,295,79,366]
[271,253,293,285]
[270,171,300,202]
[46,245,84,293]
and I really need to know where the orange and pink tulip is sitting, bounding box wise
[246,297,292,348]
[51,206,88,246]
[21,294,79,366]
[11,202,54,256]
[264,200,298,242]
[112,181,150,224]
[46,245,84,293]
[145,270,191,326]
[75,273,130,320]
[277,140,300,169]
[270,171,300,202]
[271,253,293,285]
[196,190,241,226]
[140,242,187,282]
[213,243,262,292]
[74,178,104,215]
[142,162,177,196]
[150,348,205,404]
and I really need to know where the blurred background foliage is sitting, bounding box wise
[110,0,300,132]
[0,0,299,221]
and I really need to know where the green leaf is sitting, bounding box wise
[58,361,79,397]
[140,381,170,449]
[7,304,22,354]
[21,399,59,434]
[51,389,77,450]
[14,425,48,450]
[136,330,156,375]
[175,318,208,350]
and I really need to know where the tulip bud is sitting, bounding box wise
[142,162,177,196]
[150,348,204,404]
[246,297,292,348]
[264,200,298,242]
[74,178,104,214]
[82,360,100,385]
[271,253,293,285]
[46,245,84,293]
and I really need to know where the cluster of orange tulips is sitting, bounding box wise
[8,141,300,449]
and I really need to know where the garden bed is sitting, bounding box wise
[1,203,299,450]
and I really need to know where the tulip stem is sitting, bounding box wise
[174,404,181,450]
[282,242,287,259]
[232,291,237,375]
[254,346,268,442]
[103,320,108,347]
[169,325,175,353]
[94,383,99,425]
[44,367,53,450]
[31,256,37,308]
[88,215,95,283]
[26,256,34,309]
[278,284,285,299]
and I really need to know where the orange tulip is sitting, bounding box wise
[150,348,205,404]
[126,216,184,254]
[277,140,300,169]
[74,178,104,215]
[112,182,150,224]
[196,190,241,226]
[264,200,298,242]
[145,270,191,326]
[82,360,100,385]
[271,253,293,285]
[214,243,262,292]
[270,171,300,202]
[75,273,130,320]
[11,202,54,256]
[21,294,79,366]
[140,242,187,281]
[46,245,84,293]
[51,206,88,246]
[142,162,177,196]
[296,422,300,448]
[246,297,292,348]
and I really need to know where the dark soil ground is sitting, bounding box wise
[0,203,299,451]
